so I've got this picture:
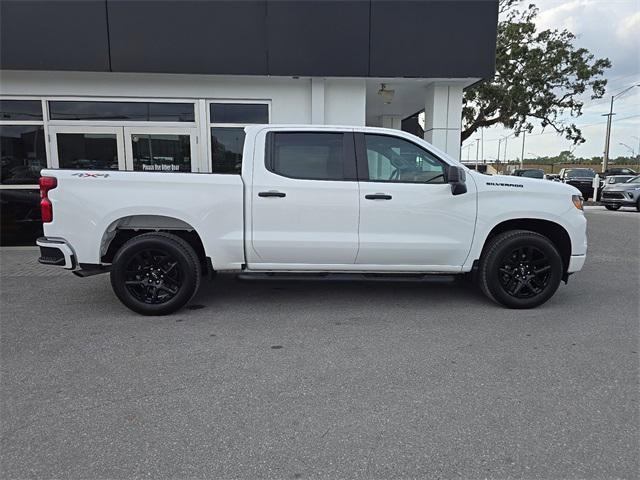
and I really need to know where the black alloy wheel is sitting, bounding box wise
[497,246,552,299]
[110,232,201,315]
[478,230,563,309]
[124,249,181,304]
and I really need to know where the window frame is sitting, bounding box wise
[207,99,271,175]
[0,96,49,189]
[354,132,449,184]
[265,131,358,182]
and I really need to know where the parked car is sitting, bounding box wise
[603,167,637,177]
[512,168,545,179]
[36,125,587,315]
[600,175,640,211]
[558,168,597,198]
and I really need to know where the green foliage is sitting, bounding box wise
[462,0,611,144]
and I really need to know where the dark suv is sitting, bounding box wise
[558,168,597,198]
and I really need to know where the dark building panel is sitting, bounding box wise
[370,0,498,78]
[107,0,268,74]
[266,0,370,76]
[0,0,110,71]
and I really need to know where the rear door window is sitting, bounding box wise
[267,132,355,181]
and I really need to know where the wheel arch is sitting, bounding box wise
[480,218,572,275]
[100,215,208,271]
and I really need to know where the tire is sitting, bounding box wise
[605,205,621,211]
[477,230,563,309]
[110,232,202,316]
[636,199,640,212]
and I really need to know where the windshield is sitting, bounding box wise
[520,170,544,178]
[607,176,634,184]
[566,168,595,178]
[627,176,640,184]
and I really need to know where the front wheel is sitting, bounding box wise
[477,230,563,309]
[110,232,202,315]
[605,205,621,211]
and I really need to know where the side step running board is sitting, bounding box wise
[237,272,457,283]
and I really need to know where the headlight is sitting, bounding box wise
[572,195,584,210]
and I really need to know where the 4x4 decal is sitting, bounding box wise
[71,173,110,178]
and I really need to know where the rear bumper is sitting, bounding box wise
[36,237,76,269]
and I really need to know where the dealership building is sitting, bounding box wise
[0,0,498,245]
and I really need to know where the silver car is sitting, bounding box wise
[600,175,640,211]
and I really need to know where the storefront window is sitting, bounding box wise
[210,103,268,124]
[0,125,47,184]
[211,128,245,174]
[49,101,195,122]
[56,133,120,170]
[0,100,43,121]
[210,102,269,174]
[131,134,191,172]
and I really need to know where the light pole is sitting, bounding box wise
[520,131,526,169]
[602,84,640,172]
[619,142,635,159]
[632,136,640,168]
[475,138,480,170]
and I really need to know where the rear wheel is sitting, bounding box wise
[110,232,201,315]
[478,230,563,309]
[605,205,621,211]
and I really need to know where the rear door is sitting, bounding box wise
[248,129,360,268]
[355,132,477,271]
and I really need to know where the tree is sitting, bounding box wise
[461,0,611,144]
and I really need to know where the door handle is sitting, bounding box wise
[258,191,286,198]
[365,193,392,200]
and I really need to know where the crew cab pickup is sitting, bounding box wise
[37,125,587,315]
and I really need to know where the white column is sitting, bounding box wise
[423,82,464,160]
[380,115,402,130]
[310,77,325,124]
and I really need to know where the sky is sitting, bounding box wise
[461,0,640,162]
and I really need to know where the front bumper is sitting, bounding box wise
[567,254,586,273]
[600,190,639,207]
[36,237,76,269]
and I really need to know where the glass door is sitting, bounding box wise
[123,127,198,173]
[49,126,125,170]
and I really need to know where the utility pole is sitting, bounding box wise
[520,131,526,169]
[497,138,502,163]
[602,96,615,173]
[504,135,509,164]
[481,128,484,164]
[475,138,480,170]
[602,84,640,172]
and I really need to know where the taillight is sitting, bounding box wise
[39,176,57,223]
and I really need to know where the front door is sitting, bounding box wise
[355,132,477,271]
[248,130,360,268]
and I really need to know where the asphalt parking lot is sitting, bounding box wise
[1,207,638,480]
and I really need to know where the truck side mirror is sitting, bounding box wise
[448,165,467,195]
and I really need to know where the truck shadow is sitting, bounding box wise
[190,273,487,310]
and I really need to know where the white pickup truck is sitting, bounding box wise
[37,125,587,315]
